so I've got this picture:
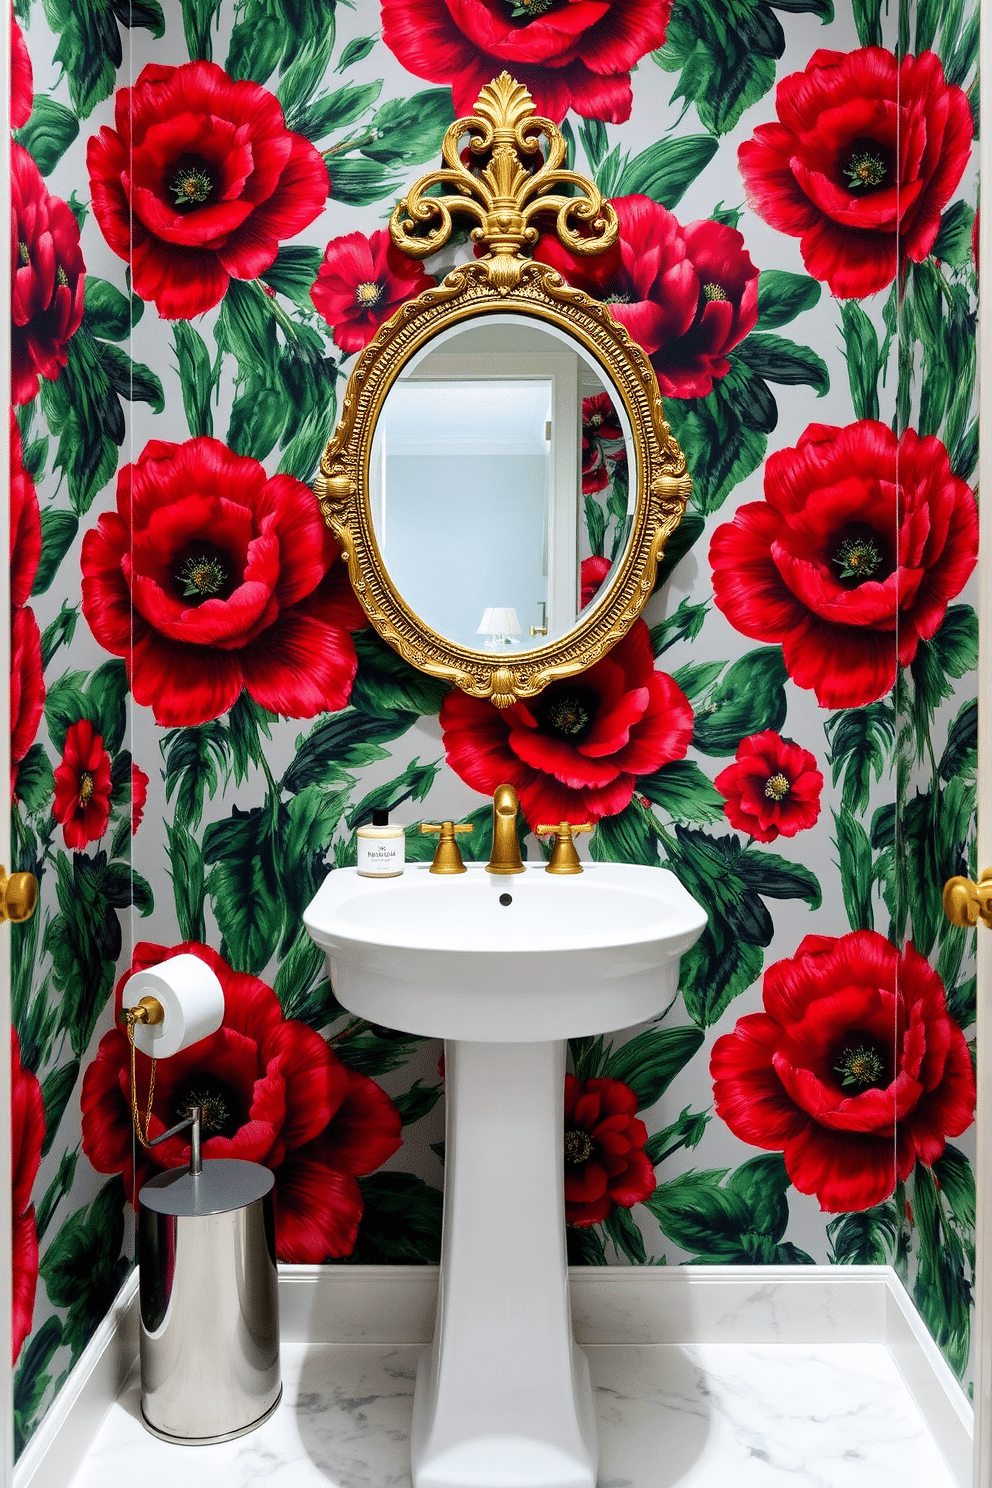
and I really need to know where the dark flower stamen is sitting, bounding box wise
[764,773,790,801]
[171,168,212,207]
[540,692,594,740]
[179,554,227,599]
[355,280,385,308]
[834,536,882,581]
[56,265,68,287]
[508,0,555,15]
[18,241,29,265]
[184,1089,231,1132]
[835,1044,886,1089]
[845,151,887,190]
[78,771,94,805]
[603,292,632,305]
[703,282,728,301]
[564,1129,594,1165]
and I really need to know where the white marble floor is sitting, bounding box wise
[67,1340,958,1488]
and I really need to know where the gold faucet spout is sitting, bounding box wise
[486,783,525,874]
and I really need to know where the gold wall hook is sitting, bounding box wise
[421,821,474,874]
[0,867,38,924]
[943,871,992,929]
[537,822,592,875]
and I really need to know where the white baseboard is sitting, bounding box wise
[15,1265,973,1488]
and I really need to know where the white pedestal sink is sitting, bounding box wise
[305,861,706,1488]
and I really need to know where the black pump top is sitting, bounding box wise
[371,809,390,827]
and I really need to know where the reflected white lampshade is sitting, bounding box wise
[477,607,522,648]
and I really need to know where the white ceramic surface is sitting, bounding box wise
[303,860,707,1042]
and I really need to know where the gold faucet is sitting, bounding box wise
[537,821,592,874]
[486,783,525,874]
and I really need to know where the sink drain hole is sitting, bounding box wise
[499,893,513,907]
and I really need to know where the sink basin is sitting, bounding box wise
[304,860,707,1042]
[305,857,706,1488]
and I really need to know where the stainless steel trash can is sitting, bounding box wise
[138,1158,281,1443]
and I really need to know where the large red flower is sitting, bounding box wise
[715,731,822,844]
[53,719,113,850]
[440,620,693,829]
[87,61,327,319]
[564,1074,655,1227]
[738,48,972,298]
[80,942,403,1261]
[11,410,41,609]
[711,932,975,1212]
[11,15,33,130]
[11,1028,45,1365]
[81,436,365,728]
[535,196,759,398]
[11,143,85,406]
[709,420,978,709]
[310,229,436,355]
[381,0,670,125]
[11,607,44,801]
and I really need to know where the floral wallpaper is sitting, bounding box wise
[8,0,980,1459]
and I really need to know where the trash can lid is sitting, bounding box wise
[139,1158,275,1217]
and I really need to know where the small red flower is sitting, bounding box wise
[87,61,327,319]
[582,392,625,495]
[564,1074,655,1227]
[535,196,759,399]
[738,48,973,298]
[131,763,149,835]
[310,229,436,355]
[10,410,41,609]
[440,620,693,830]
[11,143,85,406]
[715,731,822,843]
[581,554,613,610]
[382,0,670,125]
[11,1028,45,1365]
[80,942,403,1261]
[81,436,364,728]
[11,15,33,130]
[53,720,113,850]
[11,607,45,801]
[709,420,978,708]
[711,931,975,1212]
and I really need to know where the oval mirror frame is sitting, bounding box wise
[315,73,692,709]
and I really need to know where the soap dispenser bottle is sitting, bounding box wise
[356,808,405,877]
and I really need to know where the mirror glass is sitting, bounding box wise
[369,316,636,655]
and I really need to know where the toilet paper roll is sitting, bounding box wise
[122,953,225,1059]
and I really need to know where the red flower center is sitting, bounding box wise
[355,280,385,309]
[703,282,728,302]
[505,0,557,20]
[173,1076,243,1137]
[18,241,29,266]
[834,1041,888,1090]
[176,546,232,603]
[535,686,598,742]
[170,159,214,210]
[764,772,790,802]
[564,1128,594,1165]
[843,143,889,192]
[831,526,887,585]
[78,771,94,805]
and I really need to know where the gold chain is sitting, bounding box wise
[126,1009,157,1147]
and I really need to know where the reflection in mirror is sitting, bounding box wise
[369,318,635,655]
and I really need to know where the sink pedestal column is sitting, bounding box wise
[411,1038,598,1488]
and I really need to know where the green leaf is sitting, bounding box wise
[262,245,325,307]
[616,135,719,208]
[40,0,122,118]
[940,699,978,782]
[172,323,216,439]
[162,721,229,831]
[828,1203,899,1264]
[933,201,976,269]
[33,511,79,596]
[578,118,609,169]
[654,510,705,588]
[669,660,724,702]
[393,1078,444,1126]
[35,1149,79,1242]
[364,90,456,166]
[39,330,123,516]
[39,1178,128,1362]
[833,811,875,931]
[288,80,383,140]
[14,743,54,815]
[669,831,766,1024]
[180,0,222,59]
[653,0,781,136]
[645,1168,750,1257]
[41,602,80,669]
[851,0,883,44]
[13,1316,63,1453]
[44,671,99,755]
[40,1062,80,1156]
[337,34,377,71]
[227,381,286,460]
[604,1204,647,1263]
[215,279,279,373]
[602,1026,705,1110]
[738,848,822,910]
[347,757,442,830]
[204,803,284,974]
[81,276,136,341]
[274,927,332,1025]
[934,1145,975,1231]
[87,659,128,755]
[226,693,275,784]
[824,702,895,816]
[97,342,164,415]
[839,301,887,422]
[911,1162,972,1379]
[691,648,788,755]
[328,157,402,207]
[349,1173,442,1264]
[590,802,659,866]
[735,332,829,394]
[726,1153,790,1240]
[650,597,708,656]
[566,1226,608,1264]
[349,630,451,718]
[166,820,207,944]
[333,1022,424,1076]
[755,270,821,331]
[910,605,978,756]
[664,363,769,516]
[637,759,725,824]
[284,709,418,793]
[15,97,80,175]
[643,1105,710,1165]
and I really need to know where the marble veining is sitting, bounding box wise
[65,1340,957,1488]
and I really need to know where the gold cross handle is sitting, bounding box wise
[536,822,592,875]
[943,871,992,930]
[0,867,37,924]
[420,821,474,875]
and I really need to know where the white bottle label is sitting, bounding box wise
[357,834,405,877]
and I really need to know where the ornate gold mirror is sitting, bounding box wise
[315,73,691,708]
